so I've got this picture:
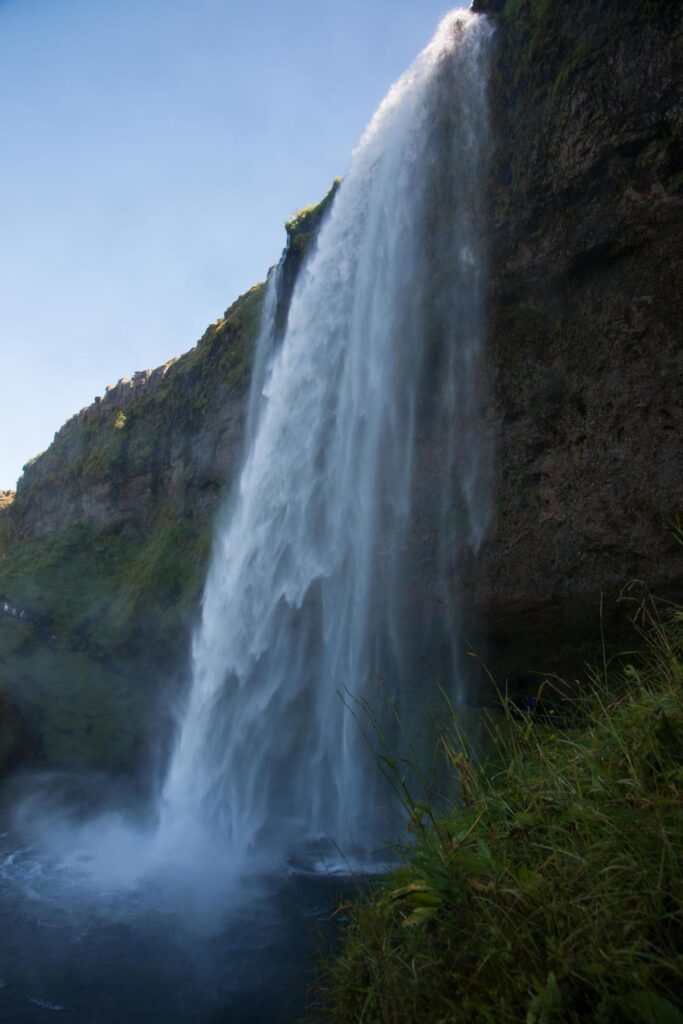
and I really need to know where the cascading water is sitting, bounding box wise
[160,9,493,867]
[0,14,495,1019]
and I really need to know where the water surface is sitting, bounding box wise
[0,774,358,1024]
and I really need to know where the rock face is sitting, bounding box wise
[0,0,681,770]
[464,0,683,679]
[8,183,342,544]
[11,288,263,540]
[0,201,333,776]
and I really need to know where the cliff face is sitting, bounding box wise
[9,180,342,544]
[0,0,681,771]
[464,0,683,677]
[12,284,263,540]
[0,283,266,776]
[0,202,329,776]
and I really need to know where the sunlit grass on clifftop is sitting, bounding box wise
[285,178,342,235]
[310,591,683,1024]
[285,179,342,256]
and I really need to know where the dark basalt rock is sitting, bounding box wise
[462,0,683,681]
[0,690,36,779]
[470,0,506,13]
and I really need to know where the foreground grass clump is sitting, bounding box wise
[312,598,683,1023]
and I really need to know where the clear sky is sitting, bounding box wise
[0,0,454,489]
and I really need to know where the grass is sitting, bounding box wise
[285,179,342,259]
[285,179,342,237]
[310,591,683,1023]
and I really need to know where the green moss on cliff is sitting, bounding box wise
[11,281,266,523]
[0,181,333,775]
[0,511,212,770]
[274,178,341,338]
[285,178,341,256]
[0,283,270,773]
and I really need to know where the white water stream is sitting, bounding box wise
[159,9,493,868]
[0,15,493,1020]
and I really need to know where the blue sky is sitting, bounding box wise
[0,0,453,488]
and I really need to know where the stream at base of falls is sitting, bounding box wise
[0,773,363,1024]
[0,699,493,1024]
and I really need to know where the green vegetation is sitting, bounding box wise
[286,179,342,255]
[0,516,210,651]
[0,512,212,769]
[0,277,270,772]
[10,280,265,508]
[311,594,683,1023]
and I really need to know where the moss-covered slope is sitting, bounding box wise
[12,281,266,540]
[0,281,264,774]
[0,188,338,776]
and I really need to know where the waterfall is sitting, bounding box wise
[160,9,493,867]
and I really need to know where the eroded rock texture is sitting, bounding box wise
[466,0,683,679]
